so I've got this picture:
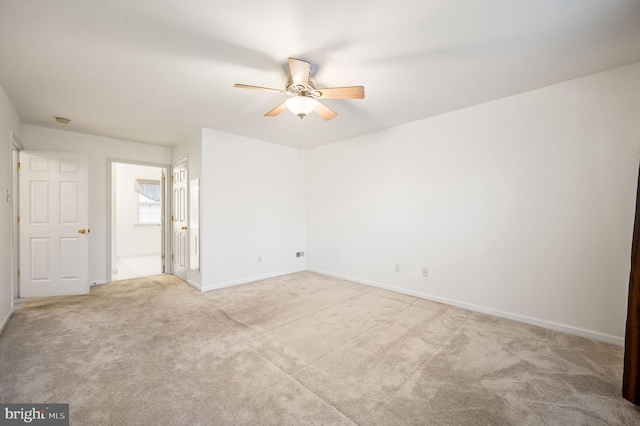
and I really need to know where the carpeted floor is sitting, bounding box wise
[1,272,639,425]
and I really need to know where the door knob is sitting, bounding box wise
[78,229,87,234]
[181,226,187,231]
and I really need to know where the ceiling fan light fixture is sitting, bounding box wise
[235,57,362,120]
[286,96,316,118]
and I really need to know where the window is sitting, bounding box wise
[135,179,161,225]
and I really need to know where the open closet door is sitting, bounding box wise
[19,151,89,296]
[172,159,188,281]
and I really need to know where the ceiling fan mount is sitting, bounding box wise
[234,57,365,120]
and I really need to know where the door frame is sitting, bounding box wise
[106,158,171,283]
[10,131,23,301]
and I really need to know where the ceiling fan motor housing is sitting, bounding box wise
[286,76,320,98]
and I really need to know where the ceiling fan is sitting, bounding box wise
[234,57,364,120]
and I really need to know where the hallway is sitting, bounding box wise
[111,255,162,281]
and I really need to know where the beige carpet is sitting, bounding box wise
[1,272,639,425]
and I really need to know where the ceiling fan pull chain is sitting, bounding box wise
[298,116,303,163]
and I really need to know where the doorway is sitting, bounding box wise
[109,161,168,282]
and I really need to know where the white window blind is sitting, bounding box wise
[135,179,161,224]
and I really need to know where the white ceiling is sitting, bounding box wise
[1,1,639,149]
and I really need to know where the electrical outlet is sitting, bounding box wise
[395,264,400,272]
[422,268,428,278]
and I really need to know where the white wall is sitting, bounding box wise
[23,126,172,284]
[200,129,306,290]
[306,62,640,344]
[114,163,162,258]
[0,84,22,332]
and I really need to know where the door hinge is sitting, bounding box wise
[162,177,165,184]
[171,215,174,221]
[171,175,174,182]
[17,270,20,278]
[17,216,20,223]
[17,162,21,171]
[171,254,174,261]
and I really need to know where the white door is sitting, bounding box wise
[172,160,188,281]
[19,151,89,297]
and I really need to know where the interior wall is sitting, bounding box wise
[0,84,22,332]
[200,129,306,290]
[22,126,172,284]
[306,62,640,345]
[114,163,162,258]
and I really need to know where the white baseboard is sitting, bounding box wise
[200,268,306,293]
[0,310,14,336]
[307,268,625,346]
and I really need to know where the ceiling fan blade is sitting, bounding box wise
[234,84,287,95]
[317,86,365,99]
[288,57,310,88]
[313,101,338,121]
[265,101,288,117]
